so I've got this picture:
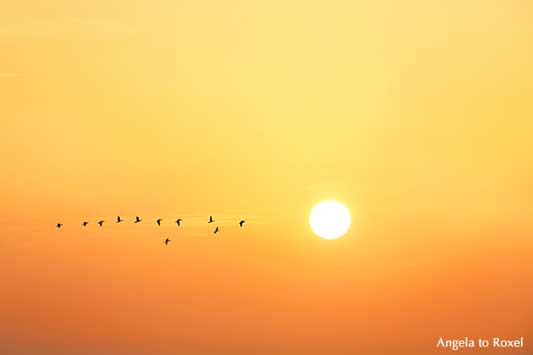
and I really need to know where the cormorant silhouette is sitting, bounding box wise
[98,220,104,227]
[208,216,214,223]
[239,220,246,227]
[175,218,182,226]
[117,216,123,223]
[156,218,162,226]
[164,238,171,245]
[82,221,88,227]
[56,223,63,228]
[214,226,219,234]
[134,216,142,223]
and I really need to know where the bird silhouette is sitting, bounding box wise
[213,226,219,234]
[239,220,246,227]
[134,216,142,223]
[82,221,88,227]
[56,223,63,229]
[208,216,214,223]
[98,220,104,227]
[116,216,123,223]
[164,238,171,245]
[175,218,182,226]
[156,218,162,226]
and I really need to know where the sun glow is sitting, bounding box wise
[309,200,351,240]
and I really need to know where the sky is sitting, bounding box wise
[1,1,532,354]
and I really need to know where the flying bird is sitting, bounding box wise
[98,220,104,227]
[164,238,171,245]
[116,216,123,223]
[56,223,63,229]
[82,221,88,227]
[213,226,219,234]
[175,218,182,226]
[156,219,162,226]
[208,216,214,223]
[239,220,246,227]
[134,216,142,223]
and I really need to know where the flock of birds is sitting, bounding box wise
[55,215,246,245]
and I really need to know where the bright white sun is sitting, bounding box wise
[309,200,351,240]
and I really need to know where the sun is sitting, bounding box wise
[309,200,351,240]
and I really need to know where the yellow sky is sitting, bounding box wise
[1,1,532,354]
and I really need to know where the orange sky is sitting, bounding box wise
[1,1,532,354]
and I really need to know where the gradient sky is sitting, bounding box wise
[1,1,532,354]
